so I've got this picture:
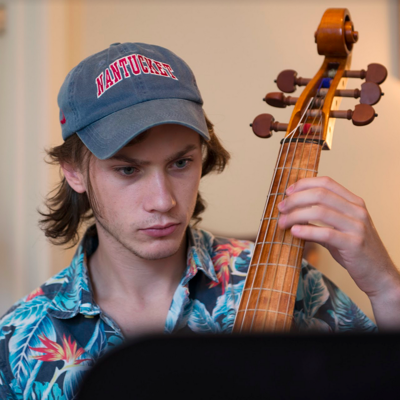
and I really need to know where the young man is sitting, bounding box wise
[1,42,399,399]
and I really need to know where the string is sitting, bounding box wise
[263,94,322,332]
[266,76,328,332]
[237,119,300,331]
[237,98,314,332]
[280,99,324,331]
[278,77,328,331]
[247,98,317,332]
[281,79,329,330]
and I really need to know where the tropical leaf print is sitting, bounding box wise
[330,288,376,332]
[48,254,91,314]
[213,280,245,332]
[0,372,20,400]
[294,310,332,332]
[23,359,43,399]
[209,240,251,294]
[165,285,189,333]
[29,334,91,399]
[53,281,83,314]
[302,269,330,319]
[41,264,71,289]
[10,379,23,399]
[0,297,48,341]
[295,261,309,302]
[30,334,90,365]
[4,298,56,389]
[9,311,57,391]
[0,315,15,341]
[63,365,91,400]
[2,297,48,333]
[26,288,45,302]
[44,276,69,287]
[32,381,66,400]
[84,319,107,359]
[107,335,123,348]
[187,300,220,333]
[0,384,15,400]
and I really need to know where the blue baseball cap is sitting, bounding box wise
[58,42,210,159]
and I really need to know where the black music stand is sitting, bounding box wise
[77,332,400,400]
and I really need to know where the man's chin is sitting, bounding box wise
[128,242,183,261]
[116,232,186,260]
[96,219,187,260]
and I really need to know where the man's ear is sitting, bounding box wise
[61,163,87,194]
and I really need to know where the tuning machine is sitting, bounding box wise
[275,63,387,94]
[265,80,383,108]
[250,113,324,138]
[344,63,387,84]
[253,63,387,139]
[252,100,377,141]
[250,114,287,138]
[275,70,310,93]
[263,92,322,108]
[307,104,377,126]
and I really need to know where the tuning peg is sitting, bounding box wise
[263,92,298,108]
[343,63,387,84]
[351,104,377,126]
[307,104,376,126]
[250,114,288,138]
[275,70,311,93]
[359,82,383,105]
[264,92,324,108]
[318,81,382,105]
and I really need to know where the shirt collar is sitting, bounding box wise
[48,226,218,319]
[185,228,219,284]
[47,231,101,319]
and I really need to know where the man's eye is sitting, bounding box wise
[117,166,136,176]
[175,159,190,169]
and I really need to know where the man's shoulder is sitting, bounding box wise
[0,264,104,399]
[0,266,73,335]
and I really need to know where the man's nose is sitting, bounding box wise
[144,171,176,213]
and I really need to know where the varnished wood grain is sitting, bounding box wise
[233,142,322,333]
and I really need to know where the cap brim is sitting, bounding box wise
[77,98,210,160]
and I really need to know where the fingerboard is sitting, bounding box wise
[233,140,323,333]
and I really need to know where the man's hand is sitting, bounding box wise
[277,176,400,329]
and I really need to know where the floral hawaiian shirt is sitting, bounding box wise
[0,228,376,399]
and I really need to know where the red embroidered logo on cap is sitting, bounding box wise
[95,53,178,98]
[60,110,66,125]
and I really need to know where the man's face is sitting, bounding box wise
[88,124,203,260]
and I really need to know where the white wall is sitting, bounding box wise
[0,0,399,321]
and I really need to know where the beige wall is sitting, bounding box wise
[0,0,52,311]
[0,0,399,321]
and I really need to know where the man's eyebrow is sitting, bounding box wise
[165,144,199,162]
[107,154,149,165]
[108,143,200,165]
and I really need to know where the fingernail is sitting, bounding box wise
[278,200,285,210]
[291,225,300,234]
[286,185,294,194]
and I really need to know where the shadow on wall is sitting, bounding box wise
[387,0,399,80]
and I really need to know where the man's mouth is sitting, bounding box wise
[140,223,180,238]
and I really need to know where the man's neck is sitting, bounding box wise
[87,225,188,337]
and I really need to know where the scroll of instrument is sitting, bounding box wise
[233,8,387,333]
